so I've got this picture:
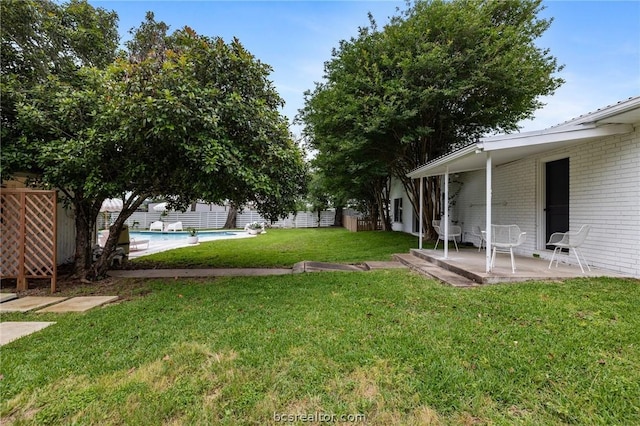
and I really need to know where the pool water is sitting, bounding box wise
[129,230,238,241]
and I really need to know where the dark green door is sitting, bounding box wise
[545,158,569,249]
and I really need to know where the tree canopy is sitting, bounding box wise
[299,0,563,232]
[3,6,307,280]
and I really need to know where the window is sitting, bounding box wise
[393,198,403,223]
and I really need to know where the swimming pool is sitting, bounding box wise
[129,230,239,242]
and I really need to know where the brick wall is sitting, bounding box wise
[452,127,639,277]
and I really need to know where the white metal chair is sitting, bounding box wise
[547,224,591,273]
[490,224,526,273]
[432,220,461,252]
[130,238,150,251]
[472,225,485,252]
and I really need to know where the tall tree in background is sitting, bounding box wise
[300,0,563,234]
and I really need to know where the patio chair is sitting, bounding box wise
[149,221,164,231]
[490,224,527,273]
[547,224,591,273]
[130,238,150,251]
[432,220,461,252]
[472,225,485,252]
[166,221,183,231]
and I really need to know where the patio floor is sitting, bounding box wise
[403,248,627,285]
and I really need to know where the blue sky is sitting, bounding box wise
[91,0,640,135]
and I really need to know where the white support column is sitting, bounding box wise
[485,153,492,273]
[419,176,424,250]
[444,166,449,259]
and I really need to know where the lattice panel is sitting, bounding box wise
[24,193,56,276]
[0,192,22,276]
[0,189,57,292]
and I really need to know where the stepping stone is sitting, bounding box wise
[0,293,18,303]
[0,322,56,346]
[0,296,68,313]
[36,296,119,313]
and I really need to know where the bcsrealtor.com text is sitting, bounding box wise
[273,412,365,423]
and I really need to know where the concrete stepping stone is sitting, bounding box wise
[0,296,68,313]
[36,296,119,313]
[0,322,56,346]
[0,293,18,303]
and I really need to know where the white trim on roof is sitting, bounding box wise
[407,96,639,179]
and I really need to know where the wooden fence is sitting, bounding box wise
[0,189,57,292]
[343,214,381,232]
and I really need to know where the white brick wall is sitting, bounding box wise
[451,127,640,277]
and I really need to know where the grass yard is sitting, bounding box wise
[2,229,639,424]
[130,228,419,268]
[1,271,639,425]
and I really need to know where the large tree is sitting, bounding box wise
[1,0,119,173]
[8,12,307,280]
[1,0,120,277]
[300,0,563,235]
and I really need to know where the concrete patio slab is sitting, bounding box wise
[36,296,119,313]
[0,322,56,346]
[0,296,68,313]
[0,293,18,303]
[400,248,628,285]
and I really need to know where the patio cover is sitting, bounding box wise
[407,96,639,272]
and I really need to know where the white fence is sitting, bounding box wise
[98,210,337,230]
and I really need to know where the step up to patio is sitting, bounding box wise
[393,253,479,288]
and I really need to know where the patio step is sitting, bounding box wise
[393,253,479,288]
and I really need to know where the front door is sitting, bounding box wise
[545,158,569,249]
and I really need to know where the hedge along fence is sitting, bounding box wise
[98,210,337,230]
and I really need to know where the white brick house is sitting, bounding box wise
[394,96,640,277]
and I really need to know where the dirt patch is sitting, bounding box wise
[1,266,153,301]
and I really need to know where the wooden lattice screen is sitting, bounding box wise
[1,189,57,292]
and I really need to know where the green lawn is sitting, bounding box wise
[2,273,639,425]
[131,228,420,268]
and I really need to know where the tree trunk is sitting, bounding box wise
[401,175,440,240]
[71,204,95,278]
[333,206,343,227]
[223,205,237,229]
[87,195,147,281]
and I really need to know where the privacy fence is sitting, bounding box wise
[99,210,337,230]
[342,214,383,232]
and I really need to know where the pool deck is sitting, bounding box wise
[128,231,255,258]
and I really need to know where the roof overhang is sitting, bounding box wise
[407,122,634,179]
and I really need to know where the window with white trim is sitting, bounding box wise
[393,198,403,223]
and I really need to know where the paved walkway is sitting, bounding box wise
[108,260,407,279]
[0,295,120,346]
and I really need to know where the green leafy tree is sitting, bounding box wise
[300,0,563,235]
[10,12,307,280]
[1,0,119,174]
[93,19,307,279]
